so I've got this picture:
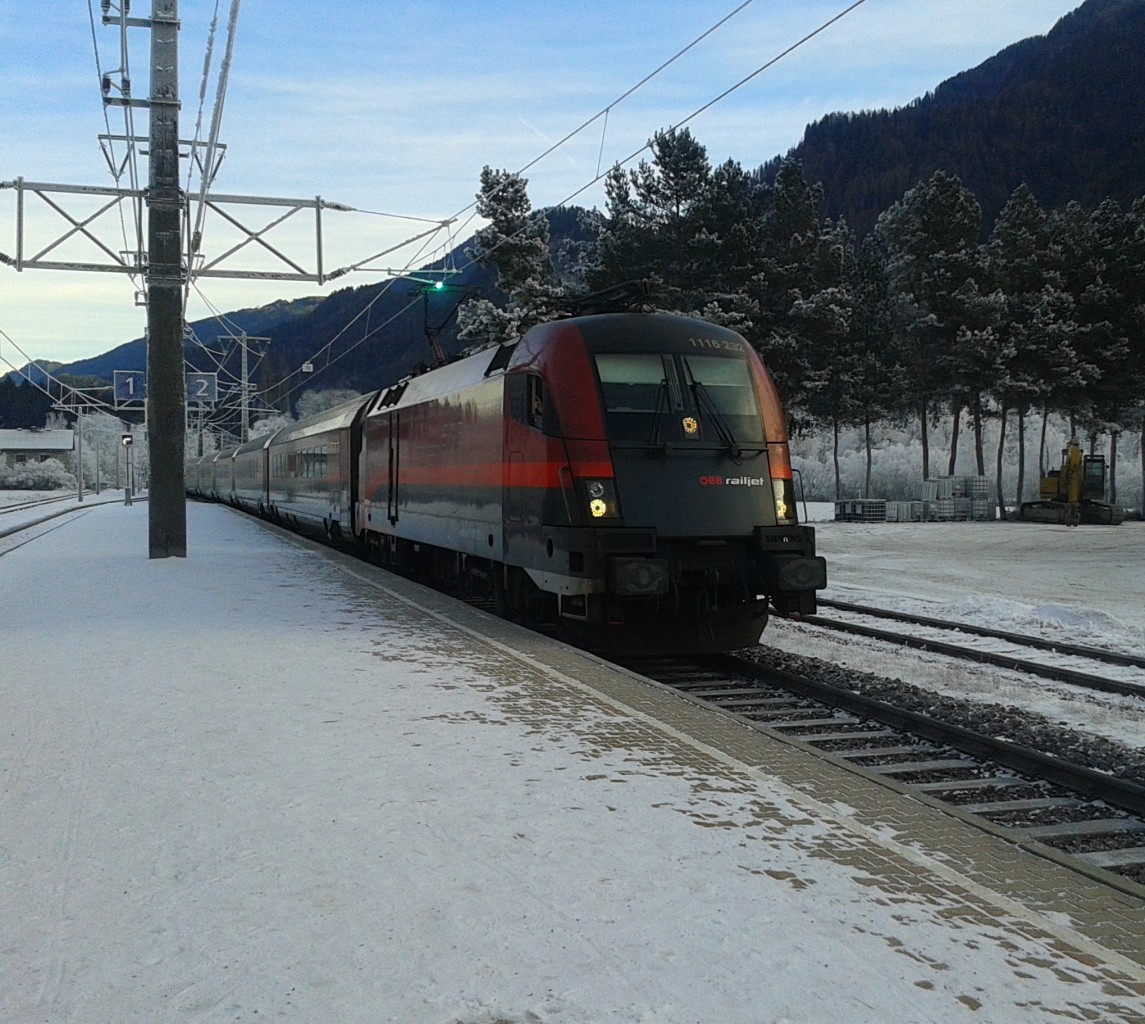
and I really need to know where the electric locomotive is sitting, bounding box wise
[355,312,824,652]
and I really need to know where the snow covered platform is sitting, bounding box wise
[3,501,1144,1024]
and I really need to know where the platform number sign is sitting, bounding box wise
[114,370,218,407]
[186,372,218,405]
[114,370,146,406]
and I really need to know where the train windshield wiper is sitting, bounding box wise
[649,378,669,447]
[690,379,740,457]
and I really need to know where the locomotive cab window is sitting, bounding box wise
[596,354,671,412]
[595,353,681,443]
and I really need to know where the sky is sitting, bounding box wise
[3,497,1144,1022]
[0,0,1084,370]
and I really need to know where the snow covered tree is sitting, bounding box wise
[457,167,564,347]
[876,171,983,479]
[1080,198,1145,504]
[296,388,362,419]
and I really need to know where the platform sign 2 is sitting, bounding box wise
[186,372,218,406]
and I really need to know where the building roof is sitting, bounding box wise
[0,428,74,452]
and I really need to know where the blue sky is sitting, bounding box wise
[1,1,1081,367]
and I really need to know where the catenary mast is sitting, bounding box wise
[146,0,186,557]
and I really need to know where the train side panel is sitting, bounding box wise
[212,449,236,504]
[358,350,508,561]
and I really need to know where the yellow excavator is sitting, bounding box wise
[1017,439,1126,525]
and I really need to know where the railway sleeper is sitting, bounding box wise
[864,758,978,775]
[687,688,789,700]
[766,718,867,732]
[792,729,901,744]
[913,776,1033,794]
[1017,818,1145,841]
[960,796,1082,814]
[1075,846,1145,870]
[832,744,947,761]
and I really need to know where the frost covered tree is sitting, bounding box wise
[456,167,564,347]
[296,388,362,419]
[0,456,75,491]
[947,276,1005,479]
[1079,198,1145,504]
[876,171,983,479]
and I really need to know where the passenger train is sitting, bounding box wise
[187,311,826,653]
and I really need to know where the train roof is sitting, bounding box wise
[273,391,377,444]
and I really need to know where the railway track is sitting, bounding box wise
[0,493,78,517]
[621,652,1145,890]
[0,494,131,555]
[799,597,1145,698]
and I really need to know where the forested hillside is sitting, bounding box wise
[759,0,1145,237]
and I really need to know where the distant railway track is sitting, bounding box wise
[799,598,1145,699]
[622,652,1145,890]
[0,493,78,517]
[0,494,134,555]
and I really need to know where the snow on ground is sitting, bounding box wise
[2,501,1144,1023]
[767,503,1145,750]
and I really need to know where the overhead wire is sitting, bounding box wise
[188,0,242,269]
[186,1,222,196]
[198,0,868,408]
[338,0,759,282]
[431,0,872,291]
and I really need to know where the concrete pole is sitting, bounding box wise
[145,0,186,556]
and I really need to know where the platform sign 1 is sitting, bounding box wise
[114,370,146,406]
[186,372,218,405]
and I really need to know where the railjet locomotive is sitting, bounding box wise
[188,312,826,652]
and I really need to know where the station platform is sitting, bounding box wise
[2,499,1143,1023]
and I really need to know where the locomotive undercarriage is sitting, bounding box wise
[356,525,820,655]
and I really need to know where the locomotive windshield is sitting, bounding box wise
[595,352,764,446]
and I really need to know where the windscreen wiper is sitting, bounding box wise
[649,378,669,448]
[690,380,741,458]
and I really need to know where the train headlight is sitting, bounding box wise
[772,478,796,524]
[581,479,620,520]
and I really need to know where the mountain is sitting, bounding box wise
[758,0,1145,236]
[10,0,1145,410]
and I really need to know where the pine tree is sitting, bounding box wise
[586,128,716,310]
[875,171,982,479]
[457,167,563,347]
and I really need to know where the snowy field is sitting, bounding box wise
[769,502,1145,751]
[2,499,1144,1023]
